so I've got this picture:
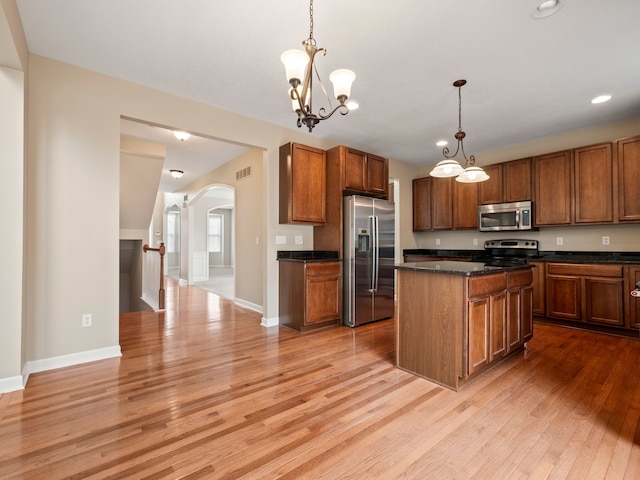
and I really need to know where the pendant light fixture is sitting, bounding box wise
[430,80,489,183]
[281,0,356,132]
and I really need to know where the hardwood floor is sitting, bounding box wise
[1,277,639,479]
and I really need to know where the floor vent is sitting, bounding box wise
[236,166,251,181]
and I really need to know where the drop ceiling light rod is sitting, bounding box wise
[281,0,355,132]
[430,79,489,183]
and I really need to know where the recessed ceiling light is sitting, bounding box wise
[532,0,563,19]
[590,95,612,104]
[436,140,448,147]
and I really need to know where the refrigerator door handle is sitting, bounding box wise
[367,215,376,292]
[373,215,379,293]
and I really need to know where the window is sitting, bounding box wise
[208,213,223,253]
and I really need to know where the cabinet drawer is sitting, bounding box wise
[306,262,341,277]
[507,269,533,288]
[469,273,507,297]
[546,263,622,278]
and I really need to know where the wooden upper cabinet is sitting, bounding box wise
[432,177,453,230]
[454,181,478,229]
[573,143,614,224]
[503,158,532,203]
[618,135,640,221]
[279,142,326,225]
[478,164,503,205]
[534,150,573,226]
[413,177,432,231]
[343,147,388,198]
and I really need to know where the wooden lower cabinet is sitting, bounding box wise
[625,266,640,328]
[530,261,545,316]
[545,263,625,328]
[279,261,341,333]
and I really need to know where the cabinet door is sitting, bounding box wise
[453,181,478,229]
[468,298,489,375]
[530,261,545,316]
[432,177,453,230]
[412,177,432,231]
[503,158,532,203]
[534,151,572,226]
[625,266,640,329]
[489,292,507,361]
[478,164,503,205]
[618,136,640,221]
[367,154,388,197]
[506,289,521,352]
[546,274,581,320]
[279,143,326,225]
[574,143,614,223]
[344,148,367,192]
[583,277,624,326]
[521,286,533,343]
[305,263,341,325]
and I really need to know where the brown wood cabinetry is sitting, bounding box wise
[529,261,545,316]
[546,263,624,327]
[533,150,573,226]
[453,181,478,229]
[503,158,533,203]
[618,136,640,221]
[343,147,388,197]
[624,266,640,328]
[574,143,614,224]
[412,177,432,231]
[478,164,503,205]
[396,266,532,390]
[278,260,341,333]
[279,143,326,225]
[314,145,389,255]
[432,177,453,230]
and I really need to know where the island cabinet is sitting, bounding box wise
[395,262,533,391]
[279,142,326,225]
[546,263,624,327]
[278,260,342,333]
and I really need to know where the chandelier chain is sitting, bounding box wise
[308,0,315,44]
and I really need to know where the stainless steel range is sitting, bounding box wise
[476,239,539,266]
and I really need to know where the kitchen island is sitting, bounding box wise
[395,261,533,391]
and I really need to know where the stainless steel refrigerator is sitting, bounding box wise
[343,195,395,327]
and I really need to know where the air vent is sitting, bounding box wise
[236,166,251,181]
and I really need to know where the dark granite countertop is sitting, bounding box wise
[403,249,640,265]
[395,260,532,276]
[277,250,340,262]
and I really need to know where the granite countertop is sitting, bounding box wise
[276,250,340,262]
[395,260,532,276]
[403,249,640,265]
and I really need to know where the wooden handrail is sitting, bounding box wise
[143,242,166,310]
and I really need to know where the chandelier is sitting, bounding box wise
[280,0,356,132]
[430,80,489,183]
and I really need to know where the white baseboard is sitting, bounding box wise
[261,316,279,328]
[26,345,122,375]
[0,374,26,394]
[234,298,263,314]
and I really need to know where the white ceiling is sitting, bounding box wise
[15,0,640,191]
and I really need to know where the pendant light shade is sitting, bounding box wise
[429,159,465,178]
[456,166,490,183]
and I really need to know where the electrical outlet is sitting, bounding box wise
[275,235,286,245]
[556,237,563,246]
[295,235,303,245]
[435,238,441,246]
[82,314,92,327]
[602,236,610,245]
[473,238,479,246]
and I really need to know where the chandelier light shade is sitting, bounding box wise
[281,0,356,132]
[169,169,184,179]
[173,131,191,142]
[429,79,489,183]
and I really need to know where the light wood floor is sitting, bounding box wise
[1,278,639,479]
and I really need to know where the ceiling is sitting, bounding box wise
[15,0,640,192]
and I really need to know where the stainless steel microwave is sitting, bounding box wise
[478,201,533,231]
